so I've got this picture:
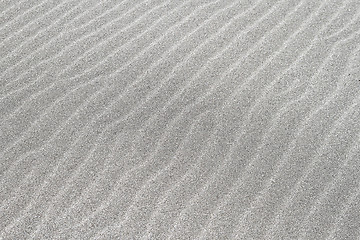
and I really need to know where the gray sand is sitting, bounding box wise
[1,0,360,239]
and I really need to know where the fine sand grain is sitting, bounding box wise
[1,0,360,239]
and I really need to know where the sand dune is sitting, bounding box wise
[1,0,360,239]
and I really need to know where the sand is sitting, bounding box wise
[1,0,360,239]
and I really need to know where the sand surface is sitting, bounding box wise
[1,0,360,239]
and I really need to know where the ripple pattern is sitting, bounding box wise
[1,0,360,239]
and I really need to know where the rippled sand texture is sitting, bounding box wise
[1,0,360,239]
